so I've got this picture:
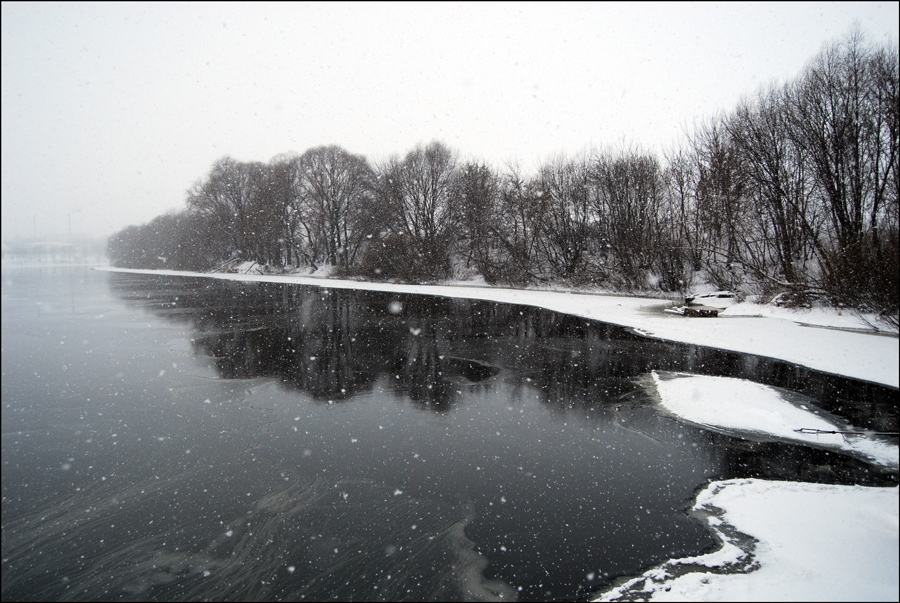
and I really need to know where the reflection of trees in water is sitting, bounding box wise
[397,317,454,410]
[108,274,897,430]
[192,287,394,402]
[279,288,378,400]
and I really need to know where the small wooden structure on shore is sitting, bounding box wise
[664,306,719,317]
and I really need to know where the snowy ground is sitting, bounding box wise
[95,266,899,602]
[595,479,898,602]
[594,371,898,601]
[649,371,898,469]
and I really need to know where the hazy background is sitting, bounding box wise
[2,1,898,242]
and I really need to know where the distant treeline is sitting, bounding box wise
[109,31,898,323]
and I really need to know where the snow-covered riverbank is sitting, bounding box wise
[603,371,897,601]
[95,266,898,602]
[595,479,898,602]
[97,266,898,388]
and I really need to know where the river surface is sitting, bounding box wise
[2,266,896,602]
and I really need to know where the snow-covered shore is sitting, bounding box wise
[603,372,897,601]
[595,479,898,602]
[95,266,898,602]
[96,266,899,388]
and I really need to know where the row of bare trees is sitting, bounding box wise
[178,147,378,269]
[109,30,897,321]
[673,29,898,318]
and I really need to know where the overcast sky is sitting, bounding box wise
[2,2,898,241]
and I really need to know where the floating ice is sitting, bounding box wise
[648,371,898,468]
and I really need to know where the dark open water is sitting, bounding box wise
[2,266,896,601]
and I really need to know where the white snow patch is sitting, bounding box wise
[650,371,898,468]
[595,480,899,602]
[721,301,890,331]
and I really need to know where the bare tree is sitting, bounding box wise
[788,29,899,313]
[533,154,593,280]
[374,141,459,280]
[480,163,546,284]
[592,149,667,289]
[686,118,747,288]
[453,160,501,276]
[663,145,703,272]
[296,145,376,267]
[727,87,820,289]
[789,29,895,248]
[186,157,258,263]
[261,153,304,268]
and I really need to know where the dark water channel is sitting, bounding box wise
[2,267,897,602]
